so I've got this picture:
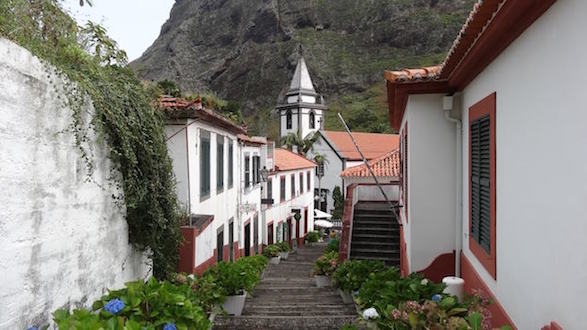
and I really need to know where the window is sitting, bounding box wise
[217,226,224,262]
[299,172,304,193]
[200,130,210,199]
[217,136,224,191]
[309,111,315,129]
[244,155,250,188]
[291,174,296,197]
[253,155,260,184]
[228,142,233,188]
[469,93,496,279]
[286,110,292,129]
[307,171,311,192]
[280,176,286,202]
[267,178,272,200]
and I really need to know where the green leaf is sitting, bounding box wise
[468,312,483,330]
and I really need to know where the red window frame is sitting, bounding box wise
[468,92,497,279]
[400,124,408,223]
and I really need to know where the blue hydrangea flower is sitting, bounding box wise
[104,298,125,314]
[431,294,442,302]
[163,323,177,330]
[27,327,39,330]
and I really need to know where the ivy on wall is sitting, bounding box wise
[0,0,181,278]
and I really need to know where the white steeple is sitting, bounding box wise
[289,57,316,93]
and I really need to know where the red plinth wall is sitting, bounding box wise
[338,184,357,262]
[178,227,198,273]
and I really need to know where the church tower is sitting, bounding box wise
[276,56,327,140]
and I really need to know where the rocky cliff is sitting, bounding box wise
[131,0,473,118]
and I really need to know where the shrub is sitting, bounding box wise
[263,244,281,258]
[306,230,320,243]
[205,261,257,296]
[54,278,210,329]
[324,238,339,254]
[276,241,291,252]
[173,273,225,314]
[237,255,268,278]
[332,260,386,292]
[313,251,338,276]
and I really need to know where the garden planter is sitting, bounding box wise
[314,275,331,287]
[337,289,353,304]
[279,251,289,260]
[269,256,281,264]
[223,293,246,316]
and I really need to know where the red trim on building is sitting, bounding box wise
[461,253,516,329]
[223,244,230,262]
[399,227,409,277]
[194,252,217,275]
[233,243,240,260]
[338,184,357,262]
[416,251,455,283]
[468,92,497,279]
[178,227,197,273]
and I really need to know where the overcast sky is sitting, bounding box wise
[61,0,175,61]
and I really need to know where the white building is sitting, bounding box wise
[263,148,316,247]
[385,1,586,328]
[161,97,264,273]
[308,130,399,213]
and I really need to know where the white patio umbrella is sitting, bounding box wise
[314,219,333,228]
[314,209,333,219]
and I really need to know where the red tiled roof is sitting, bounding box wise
[384,0,556,130]
[158,96,247,134]
[238,134,267,145]
[322,131,399,161]
[274,148,316,171]
[340,149,400,178]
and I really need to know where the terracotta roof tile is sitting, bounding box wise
[274,148,316,171]
[340,149,400,178]
[384,66,442,83]
[323,131,399,160]
[238,134,267,145]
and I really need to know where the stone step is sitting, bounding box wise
[252,287,333,295]
[349,255,400,266]
[350,240,397,248]
[243,306,356,316]
[248,295,343,304]
[213,315,358,330]
[352,233,398,242]
[353,219,395,227]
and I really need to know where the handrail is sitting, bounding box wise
[337,113,402,226]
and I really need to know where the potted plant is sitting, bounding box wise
[263,244,281,264]
[277,241,291,260]
[313,251,338,287]
[305,230,320,246]
[332,260,386,304]
[206,261,258,316]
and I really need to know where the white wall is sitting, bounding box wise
[307,135,344,213]
[165,124,190,210]
[402,94,457,272]
[264,168,315,243]
[460,1,587,327]
[0,38,150,329]
[240,144,263,253]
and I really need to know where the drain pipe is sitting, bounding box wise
[443,95,462,277]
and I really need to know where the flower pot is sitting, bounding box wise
[337,289,354,304]
[314,275,331,287]
[269,256,281,264]
[223,293,246,316]
[279,251,289,260]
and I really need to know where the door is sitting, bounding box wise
[268,223,274,244]
[228,220,234,262]
[287,218,292,248]
[217,228,224,262]
[304,208,308,235]
[244,223,251,257]
[253,215,259,254]
[296,215,301,245]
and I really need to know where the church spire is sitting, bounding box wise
[289,57,316,93]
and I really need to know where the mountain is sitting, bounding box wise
[131,0,474,132]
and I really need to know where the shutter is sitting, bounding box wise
[471,115,491,253]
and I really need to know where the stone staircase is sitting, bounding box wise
[350,201,400,267]
[213,244,358,329]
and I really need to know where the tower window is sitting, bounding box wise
[309,111,315,129]
[286,110,292,129]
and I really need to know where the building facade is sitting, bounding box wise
[385,1,584,328]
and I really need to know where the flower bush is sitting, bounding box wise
[53,278,210,329]
[313,251,338,276]
[204,256,266,296]
[332,260,386,292]
[263,244,281,258]
[276,241,291,252]
[306,230,321,243]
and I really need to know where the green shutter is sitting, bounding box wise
[200,133,210,198]
[471,115,491,253]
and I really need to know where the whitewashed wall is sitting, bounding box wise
[401,94,457,272]
[460,1,587,328]
[307,135,344,213]
[240,144,263,253]
[0,38,150,329]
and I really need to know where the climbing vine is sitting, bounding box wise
[0,0,181,278]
